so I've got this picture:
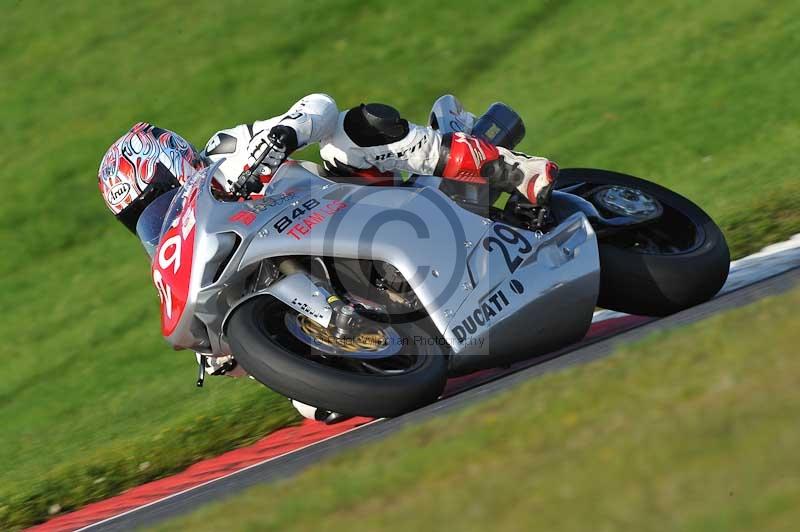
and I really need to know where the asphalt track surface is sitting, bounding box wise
[63,263,799,531]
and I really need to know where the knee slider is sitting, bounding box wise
[343,103,410,147]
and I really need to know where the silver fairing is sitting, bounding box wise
[162,160,600,372]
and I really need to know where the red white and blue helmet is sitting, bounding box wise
[98,122,203,232]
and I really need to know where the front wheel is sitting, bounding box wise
[227,296,448,418]
[557,168,730,316]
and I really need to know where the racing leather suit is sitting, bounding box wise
[201,93,557,206]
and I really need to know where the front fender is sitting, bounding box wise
[220,272,334,338]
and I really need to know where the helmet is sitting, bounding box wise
[98,122,203,233]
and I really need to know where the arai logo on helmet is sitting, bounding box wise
[107,182,131,206]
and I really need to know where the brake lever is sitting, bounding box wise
[232,148,272,199]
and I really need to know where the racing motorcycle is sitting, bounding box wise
[137,96,729,418]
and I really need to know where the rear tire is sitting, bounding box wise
[557,168,730,316]
[227,296,448,418]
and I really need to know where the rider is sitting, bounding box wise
[97,93,559,419]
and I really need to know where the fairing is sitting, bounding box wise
[154,160,601,372]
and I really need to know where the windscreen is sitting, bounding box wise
[135,163,219,260]
[135,188,179,259]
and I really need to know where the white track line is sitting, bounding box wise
[76,418,384,531]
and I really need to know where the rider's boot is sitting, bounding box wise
[436,132,559,206]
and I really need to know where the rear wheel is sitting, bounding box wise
[557,168,730,316]
[227,296,448,418]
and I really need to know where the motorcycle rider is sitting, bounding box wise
[98,93,559,421]
[100,93,557,231]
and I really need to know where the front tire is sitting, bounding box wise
[227,296,448,418]
[557,168,730,316]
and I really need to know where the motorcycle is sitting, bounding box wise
[136,96,729,418]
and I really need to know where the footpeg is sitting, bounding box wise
[196,355,207,388]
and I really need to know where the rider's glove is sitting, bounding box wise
[233,125,299,197]
[246,124,299,174]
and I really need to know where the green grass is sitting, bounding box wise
[1,0,799,528]
[157,285,800,532]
